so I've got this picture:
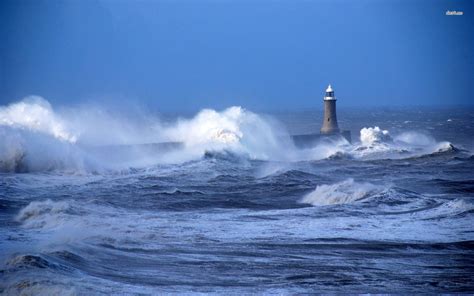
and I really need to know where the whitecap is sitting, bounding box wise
[301,178,384,206]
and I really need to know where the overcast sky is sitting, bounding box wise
[1,0,472,111]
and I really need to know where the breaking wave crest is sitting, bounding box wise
[301,179,474,221]
[0,97,89,172]
[301,178,385,206]
[0,97,297,172]
[360,126,392,145]
[0,96,76,143]
[0,97,463,172]
[352,126,459,160]
[15,199,74,229]
[163,106,296,161]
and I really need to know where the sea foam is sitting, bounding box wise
[0,97,461,172]
[0,96,76,143]
[301,178,384,206]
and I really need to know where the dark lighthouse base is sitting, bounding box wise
[291,130,352,149]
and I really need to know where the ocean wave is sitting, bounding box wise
[360,126,392,146]
[428,178,474,194]
[15,199,74,229]
[0,98,298,172]
[0,96,76,143]
[160,188,205,195]
[301,178,385,206]
[0,127,90,173]
[12,198,165,248]
[416,199,474,220]
[429,142,459,154]
[1,279,76,296]
[203,149,250,162]
[164,106,297,161]
[6,254,58,270]
[350,127,460,160]
[0,97,464,173]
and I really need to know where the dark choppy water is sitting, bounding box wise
[1,102,474,294]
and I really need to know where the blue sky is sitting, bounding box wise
[1,0,472,111]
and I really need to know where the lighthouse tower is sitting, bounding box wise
[320,84,340,135]
[290,84,351,147]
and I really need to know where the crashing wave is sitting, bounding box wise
[165,106,295,161]
[0,98,300,171]
[350,127,460,160]
[16,199,73,229]
[0,96,76,143]
[211,128,242,144]
[0,130,26,172]
[301,178,385,206]
[0,127,88,173]
[433,142,458,154]
[0,98,90,172]
[360,126,392,146]
[351,127,394,157]
[0,97,465,172]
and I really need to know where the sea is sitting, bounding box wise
[1,97,473,294]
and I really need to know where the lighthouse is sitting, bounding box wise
[320,84,340,135]
[290,84,351,147]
